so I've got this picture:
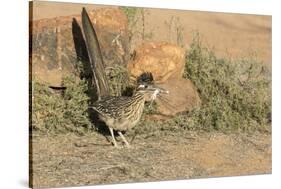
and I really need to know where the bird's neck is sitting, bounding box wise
[133,91,145,100]
[131,91,146,116]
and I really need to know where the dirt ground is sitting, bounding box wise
[30,129,271,188]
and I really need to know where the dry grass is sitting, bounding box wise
[30,130,271,188]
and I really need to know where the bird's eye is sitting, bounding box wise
[137,84,145,89]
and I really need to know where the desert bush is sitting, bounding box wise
[136,34,271,135]
[31,76,92,134]
[183,33,271,132]
[31,64,133,135]
[106,65,132,96]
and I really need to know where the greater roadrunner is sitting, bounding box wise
[82,8,168,148]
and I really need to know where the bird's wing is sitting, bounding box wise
[81,7,110,99]
[92,96,131,117]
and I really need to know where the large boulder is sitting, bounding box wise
[30,8,129,86]
[127,42,185,83]
[156,77,201,116]
[88,8,129,66]
[128,41,201,117]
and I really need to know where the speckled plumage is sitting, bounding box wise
[92,92,145,131]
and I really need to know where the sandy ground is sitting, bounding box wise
[31,1,272,65]
[30,130,271,188]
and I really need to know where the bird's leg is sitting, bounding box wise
[118,131,131,148]
[109,127,119,148]
[148,101,153,108]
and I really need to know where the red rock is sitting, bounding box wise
[30,8,129,86]
[127,42,185,83]
[156,77,201,116]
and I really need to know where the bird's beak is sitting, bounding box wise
[152,85,169,94]
[158,87,169,94]
[149,85,169,101]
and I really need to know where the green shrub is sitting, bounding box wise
[106,65,132,96]
[31,76,92,135]
[183,34,271,132]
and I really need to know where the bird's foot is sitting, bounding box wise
[113,144,122,149]
[124,143,131,149]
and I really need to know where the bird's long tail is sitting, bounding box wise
[81,7,110,100]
